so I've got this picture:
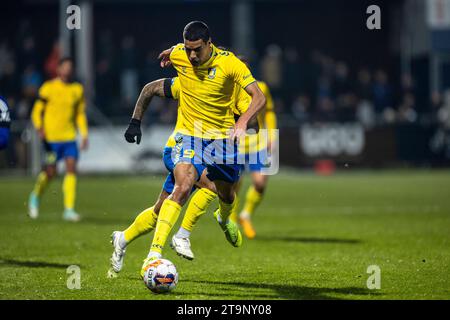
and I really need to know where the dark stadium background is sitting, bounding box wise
[1,0,450,173]
[1,0,450,301]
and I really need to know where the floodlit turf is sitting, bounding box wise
[0,169,449,300]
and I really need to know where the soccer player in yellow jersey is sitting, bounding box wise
[108,73,253,276]
[235,57,277,239]
[28,58,88,222]
[137,21,265,270]
[108,77,217,277]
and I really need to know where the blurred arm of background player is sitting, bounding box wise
[231,82,266,143]
[31,96,46,140]
[263,86,277,154]
[76,92,89,151]
[124,79,166,144]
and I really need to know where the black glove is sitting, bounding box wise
[124,118,142,144]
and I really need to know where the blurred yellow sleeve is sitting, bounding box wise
[31,99,45,130]
[76,92,88,139]
[260,81,277,142]
[31,82,48,130]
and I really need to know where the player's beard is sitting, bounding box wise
[190,59,200,66]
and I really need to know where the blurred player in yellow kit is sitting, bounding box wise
[234,57,277,239]
[28,57,88,222]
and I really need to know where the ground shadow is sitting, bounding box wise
[0,258,78,269]
[182,279,380,300]
[255,235,362,244]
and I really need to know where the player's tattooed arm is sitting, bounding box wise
[131,79,165,121]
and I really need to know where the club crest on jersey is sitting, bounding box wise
[208,67,216,79]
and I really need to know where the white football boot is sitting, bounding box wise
[170,235,194,260]
[107,231,126,278]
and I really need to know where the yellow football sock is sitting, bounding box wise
[123,206,158,243]
[218,195,237,222]
[32,172,49,196]
[229,196,239,223]
[150,199,181,254]
[181,188,217,232]
[63,173,77,210]
[242,185,263,217]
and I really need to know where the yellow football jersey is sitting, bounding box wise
[164,77,251,148]
[31,78,88,143]
[169,43,256,139]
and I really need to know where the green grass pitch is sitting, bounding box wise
[0,169,449,300]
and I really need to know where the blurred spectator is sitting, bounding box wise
[304,50,323,106]
[437,89,450,129]
[18,64,42,119]
[430,91,443,111]
[397,93,417,123]
[314,96,336,122]
[356,100,376,129]
[98,30,115,62]
[292,94,310,122]
[44,41,60,79]
[317,75,333,100]
[400,73,415,96]
[120,35,138,109]
[18,36,39,73]
[372,69,393,114]
[334,62,351,96]
[334,62,357,121]
[96,58,115,114]
[0,54,18,100]
[382,108,397,124]
[283,46,301,106]
[260,44,283,96]
[356,68,372,101]
[0,42,14,78]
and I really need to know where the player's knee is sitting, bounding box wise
[254,182,266,194]
[253,175,267,194]
[172,184,191,204]
[154,201,162,215]
[45,167,56,179]
[66,164,77,174]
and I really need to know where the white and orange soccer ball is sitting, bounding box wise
[142,258,178,293]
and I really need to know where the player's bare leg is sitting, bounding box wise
[28,164,56,219]
[62,157,80,222]
[213,180,242,247]
[141,163,198,275]
[239,172,268,239]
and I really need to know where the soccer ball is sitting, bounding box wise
[142,258,178,293]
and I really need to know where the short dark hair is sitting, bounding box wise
[183,21,210,42]
[59,57,73,66]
